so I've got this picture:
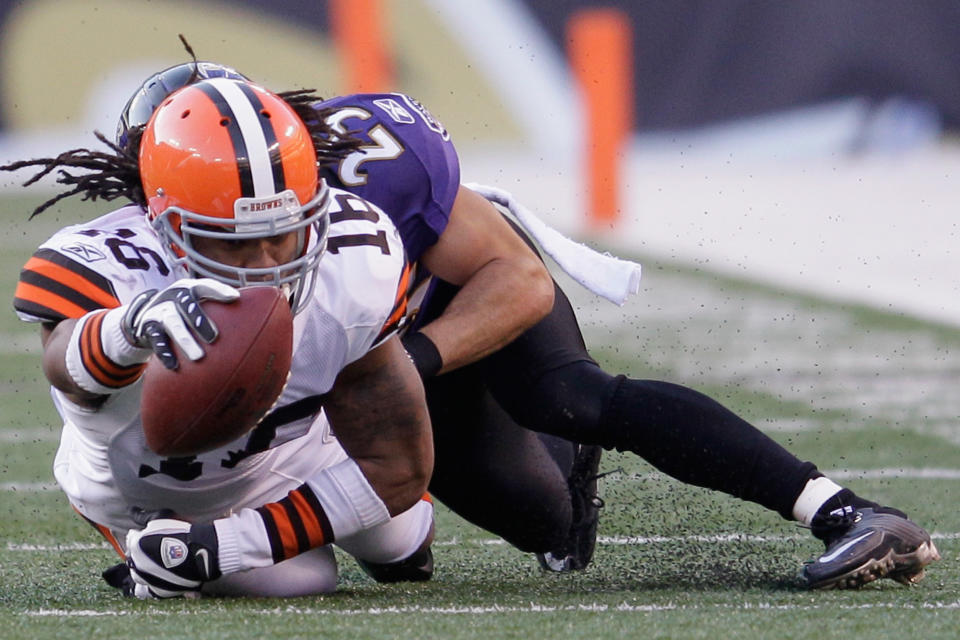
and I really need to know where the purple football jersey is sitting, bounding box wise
[317,93,461,263]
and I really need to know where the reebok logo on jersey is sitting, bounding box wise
[373,98,414,124]
[62,242,106,263]
[160,537,188,569]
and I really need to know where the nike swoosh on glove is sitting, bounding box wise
[125,510,222,599]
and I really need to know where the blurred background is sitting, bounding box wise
[1,0,958,325]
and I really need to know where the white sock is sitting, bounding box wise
[791,477,844,525]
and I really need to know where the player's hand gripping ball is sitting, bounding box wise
[140,286,293,456]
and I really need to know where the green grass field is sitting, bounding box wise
[1,196,958,639]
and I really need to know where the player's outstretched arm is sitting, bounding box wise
[408,185,554,376]
[39,278,239,409]
[41,318,109,408]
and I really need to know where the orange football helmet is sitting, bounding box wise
[139,77,329,313]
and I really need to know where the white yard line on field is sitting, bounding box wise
[1,481,59,492]
[0,428,60,443]
[596,532,960,544]
[25,600,960,617]
[825,467,960,480]
[430,532,960,547]
[623,468,960,482]
[8,542,113,551]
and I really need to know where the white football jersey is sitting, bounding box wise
[17,189,410,531]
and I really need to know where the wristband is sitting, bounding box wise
[401,331,442,379]
[214,458,390,574]
[64,309,149,395]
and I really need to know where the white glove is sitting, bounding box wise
[64,278,238,395]
[120,278,239,370]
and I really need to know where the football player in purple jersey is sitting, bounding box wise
[308,90,941,587]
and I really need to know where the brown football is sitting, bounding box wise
[140,286,293,457]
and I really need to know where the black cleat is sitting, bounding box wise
[537,444,605,572]
[357,547,434,583]
[803,507,940,589]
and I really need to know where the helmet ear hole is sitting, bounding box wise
[260,110,271,119]
[219,117,230,126]
[181,110,191,119]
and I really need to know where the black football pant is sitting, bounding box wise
[420,276,820,553]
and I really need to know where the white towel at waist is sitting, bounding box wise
[464,182,642,306]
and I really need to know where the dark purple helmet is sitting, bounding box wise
[115,61,248,147]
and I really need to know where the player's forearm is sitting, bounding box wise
[324,337,433,515]
[211,457,392,574]
[420,254,554,374]
[409,184,554,375]
[40,319,111,407]
[203,342,434,575]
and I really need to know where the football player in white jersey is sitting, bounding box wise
[8,78,435,597]
[9,59,940,595]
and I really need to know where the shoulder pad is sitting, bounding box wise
[14,207,176,323]
[319,93,461,261]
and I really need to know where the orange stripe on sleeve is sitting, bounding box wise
[78,312,144,388]
[289,489,327,548]
[264,502,300,561]
[22,256,121,309]
[81,311,144,386]
[395,261,412,306]
[14,281,92,319]
[381,261,412,333]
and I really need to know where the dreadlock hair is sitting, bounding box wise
[1,87,363,221]
[0,128,145,219]
[278,88,365,164]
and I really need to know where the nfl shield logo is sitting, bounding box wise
[160,537,188,569]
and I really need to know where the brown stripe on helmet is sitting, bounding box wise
[194,81,257,198]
